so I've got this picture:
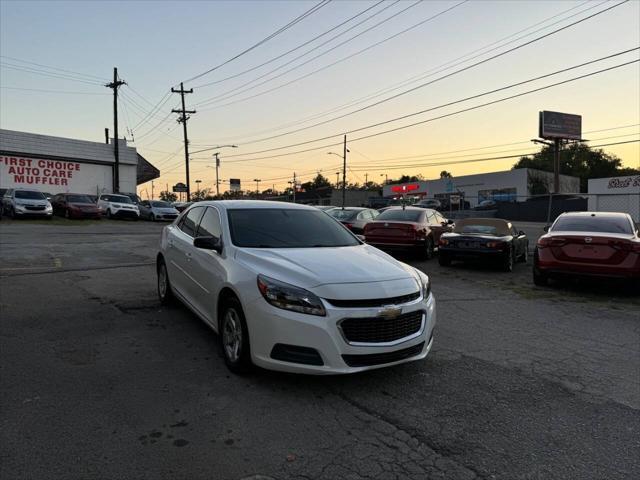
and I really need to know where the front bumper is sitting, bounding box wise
[439,247,507,259]
[243,292,436,374]
[14,207,52,217]
[112,208,139,219]
[536,249,640,279]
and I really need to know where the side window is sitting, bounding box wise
[100,195,108,202]
[196,207,222,239]
[357,211,366,220]
[370,209,379,219]
[141,201,148,207]
[435,212,445,224]
[179,207,204,237]
[426,212,436,225]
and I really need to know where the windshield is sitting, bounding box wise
[151,201,171,208]
[108,195,132,204]
[376,209,423,222]
[67,195,93,203]
[456,225,499,235]
[329,209,359,221]
[228,208,360,248]
[15,191,45,200]
[552,216,632,234]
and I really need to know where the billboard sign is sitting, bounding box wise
[172,182,187,193]
[230,178,241,192]
[539,111,582,140]
[383,181,428,197]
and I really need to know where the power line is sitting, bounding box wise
[182,0,332,85]
[0,86,109,95]
[194,0,408,103]
[0,62,105,86]
[194,0,387,89]
[220,50,639,161]
[196,0,466,110]
[0,55,108,82]
[219,1,630,148]
[207,0,604,143]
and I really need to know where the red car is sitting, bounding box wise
[50,193,102,219]
[364,207,453,259]
[533,211,640,286]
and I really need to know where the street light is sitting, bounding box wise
[253,178,261,197]
[328,148,349,209]
[380,173,388,185]
[195,179,202,194]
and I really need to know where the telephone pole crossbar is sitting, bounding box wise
[171,82,196,201]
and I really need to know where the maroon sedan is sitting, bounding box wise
[364,207,453,259]
[51,193,102,219]
[534,211,640,286]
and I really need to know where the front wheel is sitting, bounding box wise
[419,237,434,260]
[220,297,252,374]
[151,214,156,222]
[502,247,514,272]
[106,209,112,219]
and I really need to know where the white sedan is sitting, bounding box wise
[157,201,436,374]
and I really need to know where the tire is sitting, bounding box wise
[532,249,548,286]
[520,245,529,263]
[106,209,112,219]
[438,253,451,266]
[9,206,17,219]
[157,257,175,305]
[151,214,156,222]
[219,296,252,374]
[502,247,514,272]
[419,237,435,260]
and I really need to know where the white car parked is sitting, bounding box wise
[97,193,140,220]
[157,201,436,374]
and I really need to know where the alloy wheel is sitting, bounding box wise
[223,309,243,363]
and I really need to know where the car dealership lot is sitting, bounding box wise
[1,221,638,480]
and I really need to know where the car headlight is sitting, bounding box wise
[257,274,326,316]
[414,269,431,299]
[45,203,52,211]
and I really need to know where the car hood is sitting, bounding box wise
[235,244,419,297]
[70,202,98,208]
[15,199,48,206]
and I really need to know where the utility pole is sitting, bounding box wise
[214,153,221,197]
[171,82,195,201]
[254,178,261,197]
[151,181,154,200]
[289,172,297,203]
[195,179,202,195]
[553,138,561,193]
[342,134,347,209]
[364,173,368,186]
[335,171,340,189]
[105,68,126,193]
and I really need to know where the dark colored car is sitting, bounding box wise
[533,211,640,285]
[364,207,453,259]
[438,218,528,271]
[474,199,498,210]
[172,202,193,213]
[51,193,102,219]
[328,207,379,234]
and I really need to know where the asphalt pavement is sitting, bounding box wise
[1,219,638,480]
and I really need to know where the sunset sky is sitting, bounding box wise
[1,0,639,196]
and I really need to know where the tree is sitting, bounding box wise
[397,174,423,183]
[191,188,211,201]
[440,170,452,178]
[310,173,332,190]
[513,143,638,191]
[159,190,177,202]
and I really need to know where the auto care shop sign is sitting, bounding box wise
[0,155,111,193]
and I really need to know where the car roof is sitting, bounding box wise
[195,200,318,211]
[557,211,631,219]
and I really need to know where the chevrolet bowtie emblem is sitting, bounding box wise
[379,306,402,320]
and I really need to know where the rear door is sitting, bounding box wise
[165,207,205,308]
[188,206,226,327]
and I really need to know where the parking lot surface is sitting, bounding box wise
[1,220,638,480]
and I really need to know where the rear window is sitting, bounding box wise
[151,201,171,208]
[67,195,93,203]
[329,209,359,221]
[552,215,633,234]
[457,225,499,235]
[15,191,45,200]
[106,195,132,204]
[376,209,423,222]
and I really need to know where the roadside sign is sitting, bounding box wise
[230,178,241,192]
[539,111,582,140]
[172,182,187,193]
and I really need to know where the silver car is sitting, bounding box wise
[139,200,180,221]
[1,189,53,219]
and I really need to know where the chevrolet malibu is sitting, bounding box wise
[157,201,436,374]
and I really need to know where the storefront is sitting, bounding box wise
[0,129,158,196]
[382,168,580,207]
[588,175,640,222]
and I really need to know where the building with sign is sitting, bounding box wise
[382,168,580,206]
[0,129,158,196]
[588,175,640,222]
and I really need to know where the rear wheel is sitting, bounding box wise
[532,250,548,286]
[157,257,175,305]
[220,297,252,374]
[520,246,529,263]
[106,209,112,219]
[419,237,435,260]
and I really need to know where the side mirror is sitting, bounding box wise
[193,236,223,253]
[519,230,526,236]
[447,219,454,225]
[543,225,549,232]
